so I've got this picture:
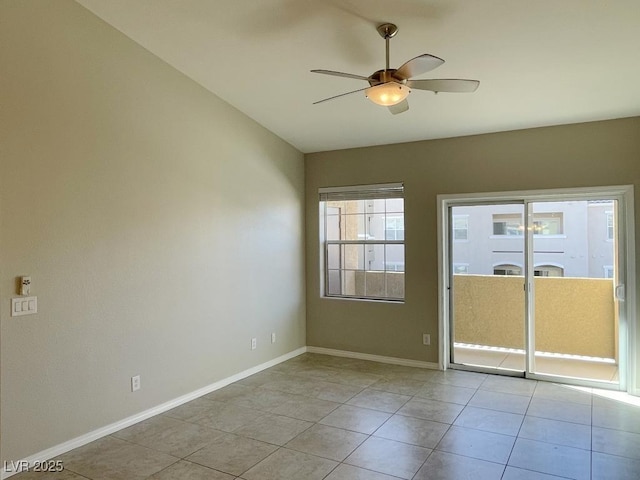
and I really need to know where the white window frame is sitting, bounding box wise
[320,183,405,302]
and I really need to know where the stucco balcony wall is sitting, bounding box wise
[453,275,616,359]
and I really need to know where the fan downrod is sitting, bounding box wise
[376,23,398,39]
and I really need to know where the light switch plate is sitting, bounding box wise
[12,296,38,317]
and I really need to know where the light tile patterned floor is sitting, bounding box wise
[12,353,640,479]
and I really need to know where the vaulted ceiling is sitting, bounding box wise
[76,0,640,153]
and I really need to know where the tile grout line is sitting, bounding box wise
[502,380,536,476]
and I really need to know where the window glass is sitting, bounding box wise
[453,264,469,274]
[493,213,523,236]
[453,215,468,240]
[533,213,563,235]
[321,185,404,301]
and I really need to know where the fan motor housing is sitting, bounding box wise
[368,69,406,86]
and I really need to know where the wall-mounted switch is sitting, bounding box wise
[422,334,431,346]
[11,296,37,317]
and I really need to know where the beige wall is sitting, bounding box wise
[305,117,640,380]
[0,0,305,463]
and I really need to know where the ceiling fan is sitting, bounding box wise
[311,23,479,115]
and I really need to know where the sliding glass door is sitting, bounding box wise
[529,200,620,383]
[450,203,526,373]
[446,190,629,389]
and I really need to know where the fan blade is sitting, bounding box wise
[388,99,409,115]
[311,69,370,81]
[407,79,480,93]
[395,54,444,80]
[313,86,369,105]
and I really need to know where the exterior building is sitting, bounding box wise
[452,201,615,278]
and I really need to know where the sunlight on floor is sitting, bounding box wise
[454,343,619,383]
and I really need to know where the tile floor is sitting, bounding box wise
[454,345,619,383]
[13,353,640,480]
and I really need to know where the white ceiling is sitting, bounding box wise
[76,0,640,153]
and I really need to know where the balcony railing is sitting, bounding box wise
[453,275,616,360]
[347,272,616,362]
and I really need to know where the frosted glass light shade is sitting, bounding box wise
[365,82,411,106]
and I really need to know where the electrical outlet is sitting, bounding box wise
[131,375,141,392]
[271,332,276,344]
[422,334,431,346]
[251,338,257,350]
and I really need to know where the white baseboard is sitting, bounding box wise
[3,346,441,478]
[306,346,440,370]
[1,347,306,480]
[6,342,633,479]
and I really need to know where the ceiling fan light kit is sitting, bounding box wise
[312,22,479,115]
[366,83,410,106]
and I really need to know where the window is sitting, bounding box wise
[453,215,468,240]
[492,213,563,236]
[534,265,564,277]
[493,213,523,236]
[320,183,404,301]
[493,264,522,276]
[532,213,563,235]
[385,215,404,240]
[453,264,469,274]
[606,212,614,240]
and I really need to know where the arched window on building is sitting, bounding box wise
[534,265,564,277]
[493,264,522,276]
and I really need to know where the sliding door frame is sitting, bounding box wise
[437,185,637,393]
[446,200,527,378]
